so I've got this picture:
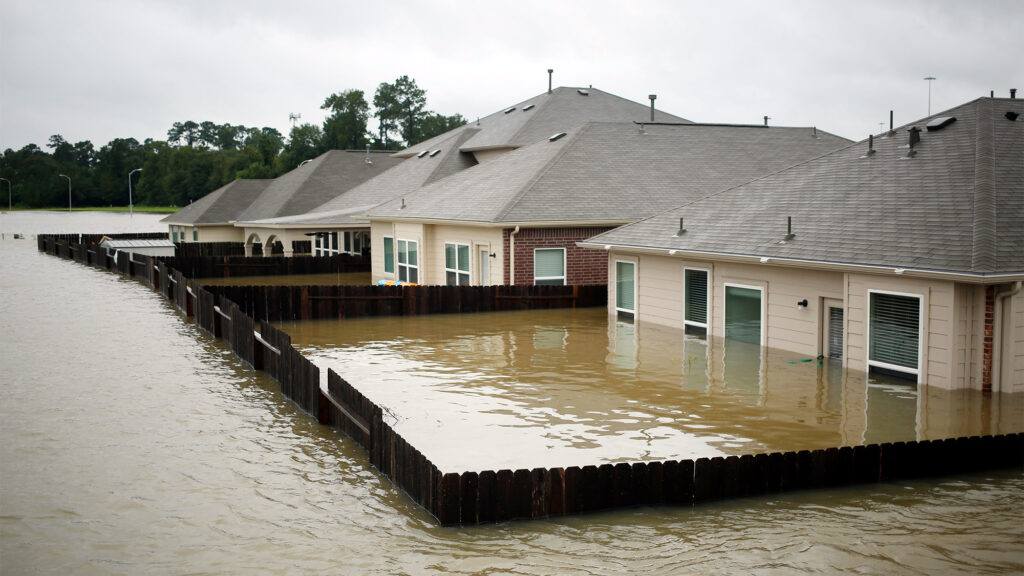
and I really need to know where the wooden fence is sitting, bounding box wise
[36,234,1024,527]
[161,253,368,279]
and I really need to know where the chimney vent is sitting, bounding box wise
[1012,88,1018,99]
[548,69,553,94]
[674,217,686,237]
[763,115,770,126]
[866,134,876,156]
[906,126,921,157]
[784,217,795,241]
[649,94,657,122]
[888,110,894,136]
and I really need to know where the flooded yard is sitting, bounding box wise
[280,308,1024,473]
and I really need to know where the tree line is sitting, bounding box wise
[0,76,465,209]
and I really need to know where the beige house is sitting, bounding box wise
[365,121,848,286]
[582,96,1024,392]
[161,179,270,244]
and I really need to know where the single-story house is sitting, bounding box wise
[241,85,691,261]
[160,179,270,244]
[580,96,1024,391]
[364,121,849,286]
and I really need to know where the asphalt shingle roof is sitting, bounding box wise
[585,97,1024,276]
[395,86,690,156]
[160,179,270,225]
[234,149,404,223]
[368,121,851,224]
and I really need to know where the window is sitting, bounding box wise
[171,229,178,243]
[684,268,709,334]
[724,284,762,345]
[192,228,198,242]
[534,248,566,285]
[314,232,339,256]
[868,290,921,379]
[383,237,394,274]
[397,239,418,283]
[615,260,636,318]
[445,242,470,285]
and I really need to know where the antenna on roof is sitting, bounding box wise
[548,69,554,94]
[289,112,301,127]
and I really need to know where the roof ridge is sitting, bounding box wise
[494,122,593,222]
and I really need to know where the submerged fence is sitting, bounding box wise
[37,234,1024,526]
[162,252,368,279]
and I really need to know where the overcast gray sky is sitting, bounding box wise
[2,0,1021,152]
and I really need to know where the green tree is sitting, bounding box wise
[279,123,324,171]
[373,76,429,148]
[321,89,369,150]
[416,112,467,144]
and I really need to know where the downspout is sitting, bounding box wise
[508,226,520,285]
[993,281,1023,392]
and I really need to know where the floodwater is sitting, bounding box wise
[2,211,1023,575]
[279,311,1024,473]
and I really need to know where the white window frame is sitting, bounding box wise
[683,266,711,333]
[866,289,924,381]
[615,259,637,318]
[445,242,471,286]
[723,282,765,346]
[534,247,567,286]
[397,238,419,283]
[383,236,395,275]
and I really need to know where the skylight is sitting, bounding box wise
[429,149,441,157]
[416,150,429,158]
[926,116,956,131]
[504,107,516,114]
[523,104,535,111]
[549,132,567,141]
[577,89,590,96]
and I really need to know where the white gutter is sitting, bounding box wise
[993,281,1024,392]
[509,226,520,285]
[578,242,1024,284]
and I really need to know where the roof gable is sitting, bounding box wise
[161,179,270,225]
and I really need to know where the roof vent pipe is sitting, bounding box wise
[548,69,553,94]
[364,144,372,164]
[674,217,686,237]
[784,217,795,241]
[906,126,921,157]
[1012,88,1017,99]
[867,134,876,155]
[888,110,894,136]
[649,94,657,122]
[764,115,770,126]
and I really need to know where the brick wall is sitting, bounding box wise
[502,226,614,286]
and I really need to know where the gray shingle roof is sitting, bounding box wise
[160,179,270,225]
[368,121,851,224]
[395,86,690,156]
[234,149,404,223]
[585,97,1024,276]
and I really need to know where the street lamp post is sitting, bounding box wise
[924,76,936,115]
[0,177,10,211]
[59,174,71,212]
[128,168,142,215]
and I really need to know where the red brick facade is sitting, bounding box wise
[502,226,614,286]
[983,285,994,392]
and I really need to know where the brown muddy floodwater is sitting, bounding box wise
[279,310,1024,473]
[2,212,1023,575]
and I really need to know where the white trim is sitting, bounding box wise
[382,235,395,276]
[866,288,924,382]
[683,266,711,332]
[445,241,472,286]
[534,247,567,286]
[397,238,419,283]
[723,282,765,346]
[615,259,637,318]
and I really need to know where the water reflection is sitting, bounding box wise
[280,308,1024,473]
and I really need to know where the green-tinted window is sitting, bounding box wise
[445,243,470,285]
[869,292,920,373]
[725,285,761,345]
[534,248,565,285]
[398,239,418,283]
[615,261,635,314]
[383,237,394,273]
